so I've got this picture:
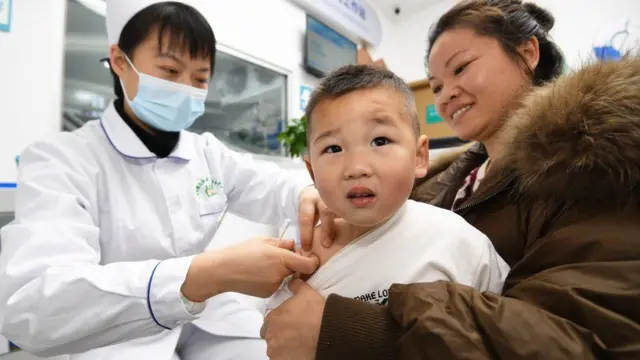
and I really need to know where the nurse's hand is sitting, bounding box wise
[262,279,324,360]
[298,187,336,252]
[181,238,319,302]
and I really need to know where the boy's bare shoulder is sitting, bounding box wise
[309,223,345,266]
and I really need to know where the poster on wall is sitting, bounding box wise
[0,0,12,32]
[426,104,443,124]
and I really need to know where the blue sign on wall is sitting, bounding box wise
[337,0,366,20]
[0,0,12,32]
[289,0,382,46]
[426,104,443,124]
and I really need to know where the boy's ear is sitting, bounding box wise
[304,154,316,183]
[415,135,429,178]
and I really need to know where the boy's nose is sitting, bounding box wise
[344,157,373,179]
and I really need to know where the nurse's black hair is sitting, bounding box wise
[108,1,216,99]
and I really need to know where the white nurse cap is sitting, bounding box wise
[106,0,207,45]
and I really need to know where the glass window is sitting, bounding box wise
[64,0,287,155]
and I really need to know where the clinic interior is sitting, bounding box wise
[1,0,639,358]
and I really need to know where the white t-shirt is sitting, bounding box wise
[263,200,510,312]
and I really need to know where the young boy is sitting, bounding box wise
[263,65,509,312]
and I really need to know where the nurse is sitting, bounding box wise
[0,0,330,359]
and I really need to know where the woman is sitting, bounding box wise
[262,1,640,359]
[0,1,330,359]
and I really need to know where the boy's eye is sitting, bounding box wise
[432,85,442,94]
[371,137,390,147]
[323,145,342,154]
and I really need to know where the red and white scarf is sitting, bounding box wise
[452,159,490,210]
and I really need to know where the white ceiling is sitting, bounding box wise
[369,0,443,22]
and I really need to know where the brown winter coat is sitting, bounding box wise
[316,57,640,360]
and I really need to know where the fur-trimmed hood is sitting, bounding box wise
[499,56,640,209]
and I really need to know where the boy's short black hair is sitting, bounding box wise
[304,65,420,143]
[108,1,216,99]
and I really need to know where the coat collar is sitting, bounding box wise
[100,101,195,161]
[411,142,516,211]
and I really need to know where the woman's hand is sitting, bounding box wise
[261,279,325,360]
[181,238,319,302]
[298,187,336,252]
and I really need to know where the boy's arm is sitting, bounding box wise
[205,133,312,225]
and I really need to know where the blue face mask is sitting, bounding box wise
[121,55,208,132]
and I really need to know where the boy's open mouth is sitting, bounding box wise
[347,186,376,207]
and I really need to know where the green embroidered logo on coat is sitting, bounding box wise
[195,178,223,199]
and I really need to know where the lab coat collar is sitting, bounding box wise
[100,101,195,161]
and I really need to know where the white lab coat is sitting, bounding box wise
[0,102,308,358]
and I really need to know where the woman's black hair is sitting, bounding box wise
[109,1,216,99]
[426,0,564,86]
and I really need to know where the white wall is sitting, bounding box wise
[200,0,328,120]
[0,0,67,185]
[371,0,449,82]
[541,0,640,69]
[375,0,640,83]
[202,0,395,119]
